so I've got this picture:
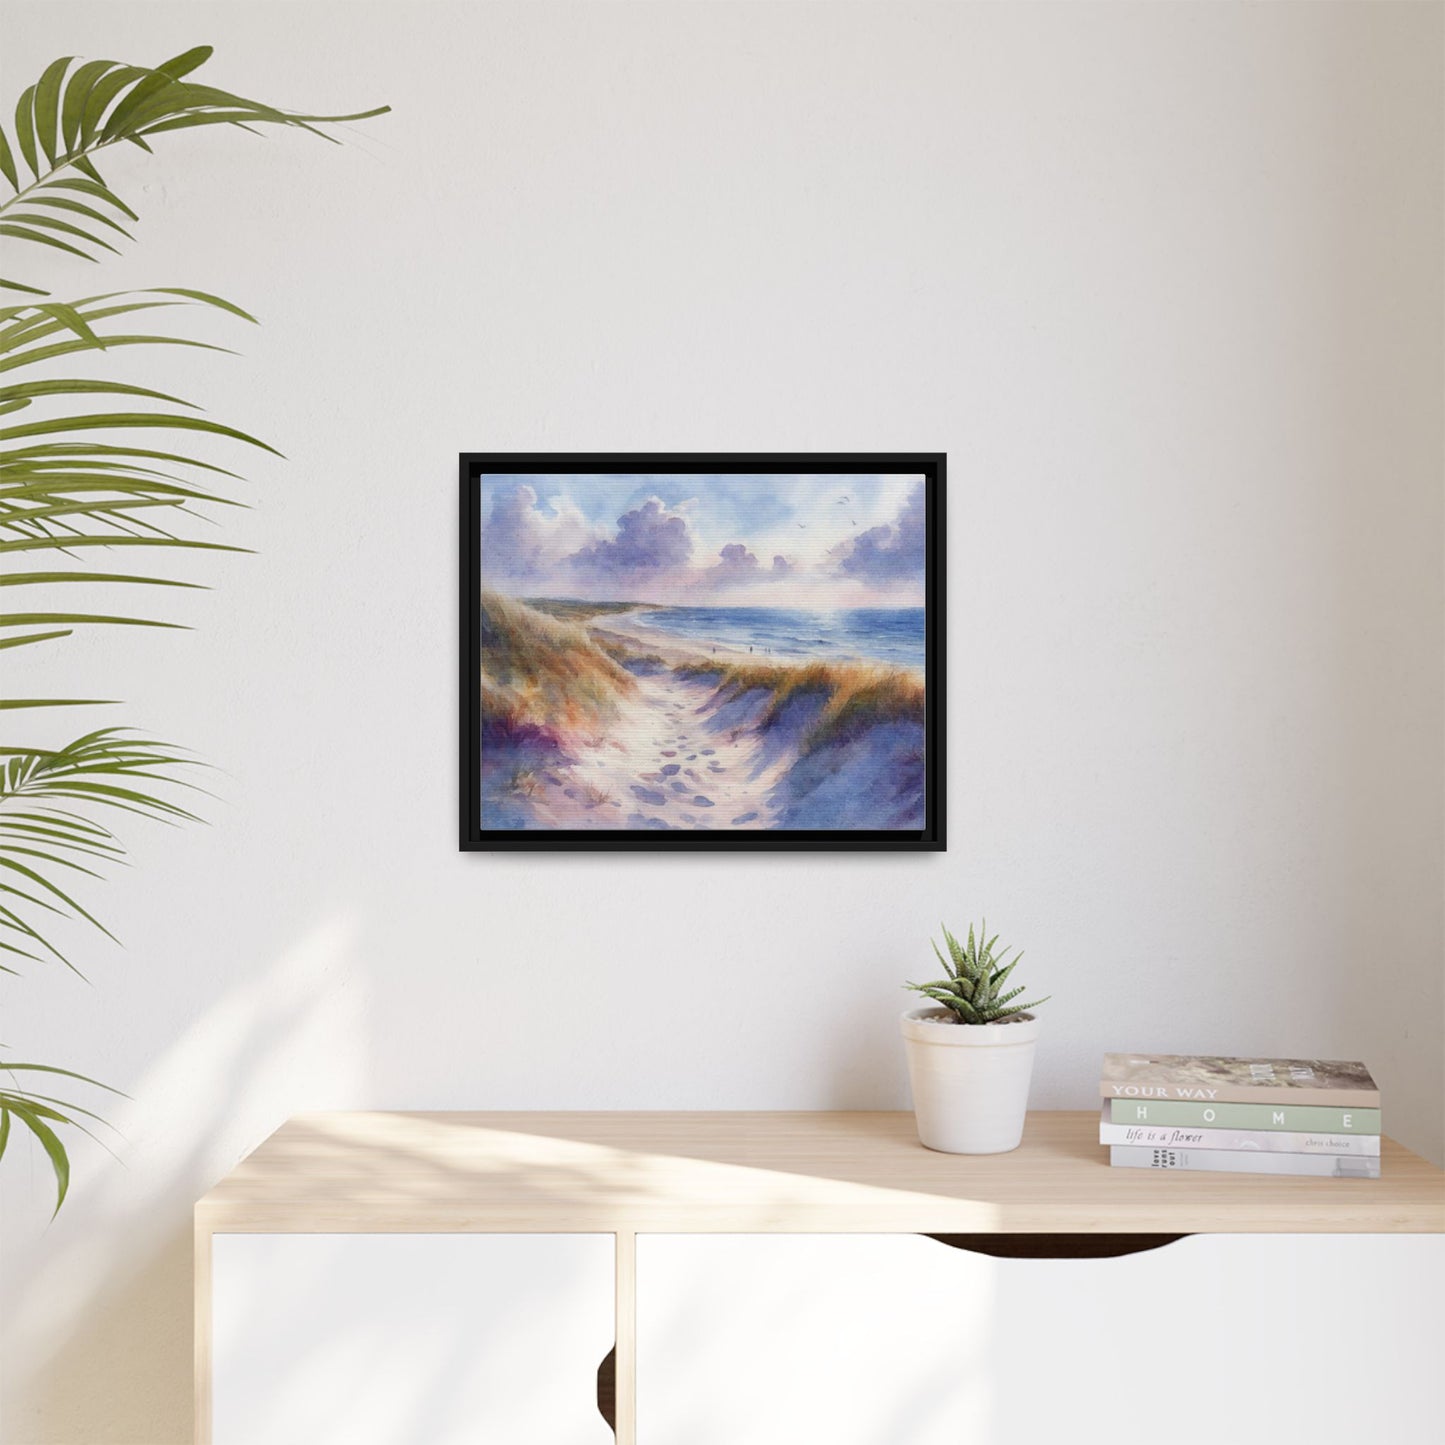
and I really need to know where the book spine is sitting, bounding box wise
[1099,1121,1380,1156]
[1110,1146,1380,1179]
[1099,1082,1379,1108]
[1108,1099,1381,1133]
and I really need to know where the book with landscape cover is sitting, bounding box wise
[1107,1098,1380,1133]
[1097,1105,1380,1156]
[1110,1145,1380,1179]
[1100,1053,1378,1107]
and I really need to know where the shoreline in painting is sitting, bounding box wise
[601,604,925,668]
[480,594,926,832]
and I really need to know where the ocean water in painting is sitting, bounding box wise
[637,606,925,668]
[475,472,932,833]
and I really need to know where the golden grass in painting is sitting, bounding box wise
[592,634,667,669]
[480,591,635,738]
[676,657,924,754]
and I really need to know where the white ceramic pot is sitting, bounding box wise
[900,1006,1041,1154]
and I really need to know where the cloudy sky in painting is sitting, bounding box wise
[479,474,927,605]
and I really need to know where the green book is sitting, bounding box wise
[1108,1098,1380,1134]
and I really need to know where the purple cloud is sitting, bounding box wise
[708,542,762,585]
[568,497,693,577]
[771,555,794,576]
[482,483,596,579]
[835,482,925,579]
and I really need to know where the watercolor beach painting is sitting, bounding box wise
[459,455,944,849]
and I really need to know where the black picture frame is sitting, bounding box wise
[459,453,946,851]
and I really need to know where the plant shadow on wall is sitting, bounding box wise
[0,49,386,1209]
[10,916,367,1444]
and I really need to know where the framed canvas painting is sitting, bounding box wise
[459,453,945,851]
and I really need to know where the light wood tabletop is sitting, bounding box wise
[194,1110,1445,1442]
[195,1109,1445,1235]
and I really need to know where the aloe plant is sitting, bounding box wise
[906,922,1050,1025]
[0,46,386,1211]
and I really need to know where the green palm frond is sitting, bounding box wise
[0,288,267,712]
[0,44,386,1212]
[0,47,388,294]
[0,729,201,975]
[906,920,1051,1025]
[0,1060,126,1213]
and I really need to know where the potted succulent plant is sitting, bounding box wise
[901,923,1050,1154]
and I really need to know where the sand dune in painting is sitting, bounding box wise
[480,593,925,831]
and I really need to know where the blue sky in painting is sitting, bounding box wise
[479,473,926,605]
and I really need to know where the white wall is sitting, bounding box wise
[3,2,1441,1440]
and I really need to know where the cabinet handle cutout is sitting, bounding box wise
[924,1233,1189,1260]
[596,1344,616,1434]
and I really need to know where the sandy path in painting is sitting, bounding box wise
[520,668,783,832]
[485,602,926,832]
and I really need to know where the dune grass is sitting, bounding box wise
[481,589,925,768]
[479,591,635,740]
[676,657,925,754]
[592,633,668,670]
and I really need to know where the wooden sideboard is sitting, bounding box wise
[195,1110,1445,1444]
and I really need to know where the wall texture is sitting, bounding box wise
[3,3,1442,1441]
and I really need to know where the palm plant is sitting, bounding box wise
[0,46,386,1210]
[906,922,1050,1025]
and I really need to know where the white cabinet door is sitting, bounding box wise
[213,1233,615,1445]
[636,1233,1444,1445]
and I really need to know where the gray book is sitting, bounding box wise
[1111,1145,1380,1179]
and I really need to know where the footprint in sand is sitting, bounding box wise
[661,750,677,757]
[686,754,697,761]
[631,785,667,806]
[670,780,689,794]
[701,749,716,756]
[692,795,715,808]
[732,811,759,824]
[660,764,681,776]
[680,814,697,824]
[685,768,700,781]
[626,813,671,830]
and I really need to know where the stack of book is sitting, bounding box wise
[1099,1053,1381,1178]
